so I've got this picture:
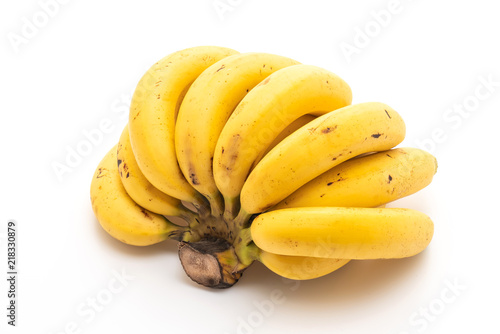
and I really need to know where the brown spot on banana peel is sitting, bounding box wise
[321,125,337,134]
[216,64,225,72]
[371,133,382,138]
[189,173,200,185]
[133,110,141,120]
[332,153,343,161]
[96,168,108,178]
[140,209,152,220]
[384,109,392,119]
[327,176,345,186]
[188,162,200,185]
[122,163,129,176]
[220,134,241,172]
[388,175,393,183]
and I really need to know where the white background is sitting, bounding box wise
[1,0,499,333]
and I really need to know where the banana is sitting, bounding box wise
[175,53,300,215]
[213,64,352,218]
[90,146,185,246]
[257,251,350,280]
[250,207,434,259]
[239,102,406,218]
[117,125,195,219]
[273,147,437,210]
[128,46,238,209]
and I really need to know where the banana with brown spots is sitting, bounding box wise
[90,146,186,246]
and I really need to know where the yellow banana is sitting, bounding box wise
[117,125,195,219]
[175,53,300,216]
[250,207,434,259]
[128,46,238,209]
[90,146,185,246]
[213,64,352,218]
[257,251,350,280]
[239,102,406,218]
[273,147,437,210]
[258,204,381,280]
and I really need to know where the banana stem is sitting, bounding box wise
[206,192,225,218]
[193,195,211,218]
[223,196,240,221]
[233,228,259,268]
[178,209,200,226]
[163,217,189,242]
[234,208,252,229]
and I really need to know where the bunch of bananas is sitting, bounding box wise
[90,46,437,288]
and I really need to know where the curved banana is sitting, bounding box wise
[90,146,185,246]
[239,102,406,218]
[175,52,300,215]
[117,125,195,219]
[250,207,434,259]
[273,147,437,210]
[128,46,238,209]
[258,251,350,280]
[213,64,352,219]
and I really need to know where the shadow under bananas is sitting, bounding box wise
[236,249,431,306]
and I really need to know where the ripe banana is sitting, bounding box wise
[213,64,352,219]
[175,53,300,216]
[117,125,196,219]
[250,207,434,259]
[273,147,437,210]
[257,251,350,280]
[128,46,238,209]
[90,146,185,246]
[239,102,406,218]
